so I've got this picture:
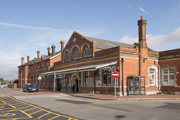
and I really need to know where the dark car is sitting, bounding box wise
[23,84,39,92]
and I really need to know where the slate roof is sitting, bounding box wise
[84,36,135,49]
[19,51,61,67]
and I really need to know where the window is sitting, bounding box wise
[34,76,36,85]
[23,69,25,75]
[34,65,36,72]
[102,70,111,86]
[74,49,79,60]
[42,77,44,85]
[38,64,40,71]
[66,54,69,61]
[51,76,54,85]
[162,68,175,86]
[31,76,33,84]
[42,63,44,70]
[84,47,88,57]
[83,72,88,86]
[45,75,48,85]
[149,69,156,86]
[46,62,49,70]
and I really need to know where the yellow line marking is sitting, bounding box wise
[8,104,16,108]
[48,115,60,120]
[29,109,43,115]
[0,113,16,117]
[7,96,78,120]
[19,110,33,118]
[18,105,31,109]
[24,107,36,111]
[37,112,50,119]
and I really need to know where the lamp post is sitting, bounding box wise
[121,58,124,96]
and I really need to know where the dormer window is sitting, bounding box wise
[74,49,79,60]
[84,47,88,57]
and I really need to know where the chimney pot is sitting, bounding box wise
[37,50,40,59]
[47,47,51,56]
[141,16,143,20]
[21,57,24,65]
[27,55,30,62]
[60,40,64,52]
[52,44,56,55]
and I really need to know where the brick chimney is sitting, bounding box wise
[47,47,51,56]
[138,16,147,48]
[52,44,56,55]
[60,40,64,52]
[27,55,30,62]
[138,16,148,76]
[21,57,24,65]
[37,50,40,58]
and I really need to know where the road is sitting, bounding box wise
[1,88,180,120]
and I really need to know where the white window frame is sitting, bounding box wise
[149,68,156,86]
[162,68,175,86]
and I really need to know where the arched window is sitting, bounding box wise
[66,54,69,61]
[74,49,79,60]
[84,47,88,57]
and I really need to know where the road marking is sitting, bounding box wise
[24,107,36,111]
[29,109,43,115]
[37,112,50,119]
[0,96,78,120]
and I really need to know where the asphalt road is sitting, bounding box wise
[1,88,180,120]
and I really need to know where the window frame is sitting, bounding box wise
[74,49,79,60]
[84,47,88,57]
[162,68,175,86]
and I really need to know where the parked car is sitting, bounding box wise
[23,84,39,92]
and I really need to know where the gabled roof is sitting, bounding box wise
[84,36,135,49]
[73,31,135,49]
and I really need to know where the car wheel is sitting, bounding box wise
[28,89,30,92]
[36,90,39,92]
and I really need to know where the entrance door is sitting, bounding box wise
[75,79,79,92]
[56,78,61,91]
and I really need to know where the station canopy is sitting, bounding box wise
[41,61,117,76]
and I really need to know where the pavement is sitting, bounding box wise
[3,88,180,101]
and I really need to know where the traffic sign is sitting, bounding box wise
[112,72,119,78]
[38,76,42,81]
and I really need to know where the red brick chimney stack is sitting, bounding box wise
[138,16,147,48]
[60,40,64,52]
[21,57,24,65]
[37,50,40,59]
[47,47,51,56]
[52,44,56,55]
[27,55,30,62]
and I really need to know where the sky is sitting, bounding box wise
[0,0,180,80]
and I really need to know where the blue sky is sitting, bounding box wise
[0,0,180,80]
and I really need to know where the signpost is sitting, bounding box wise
[113,72,119,99]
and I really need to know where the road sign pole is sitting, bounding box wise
[115,78,116,99]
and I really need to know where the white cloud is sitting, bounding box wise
[139,7,150,16]
[0,22,70,32]
[0,25,106,80]
[0,62,18,80]
[120,27,180,51]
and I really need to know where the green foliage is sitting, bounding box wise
[0,78,9,85]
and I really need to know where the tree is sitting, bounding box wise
[0,78,7,85]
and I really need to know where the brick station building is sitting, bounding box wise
[18,45,61,89]
[18,16,180,95]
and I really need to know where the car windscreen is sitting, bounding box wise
[26,84,36,88]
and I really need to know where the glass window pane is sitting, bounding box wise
[170,75,174,79]
[163,69,168,74]
[169,69,174,74]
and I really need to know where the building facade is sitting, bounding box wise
[18,16,180,95]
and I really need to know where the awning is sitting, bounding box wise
[41,61,117,76]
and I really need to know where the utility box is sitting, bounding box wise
[127,76,145,96]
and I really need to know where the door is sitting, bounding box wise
[75,79,79,92]
[56,78,61,91]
